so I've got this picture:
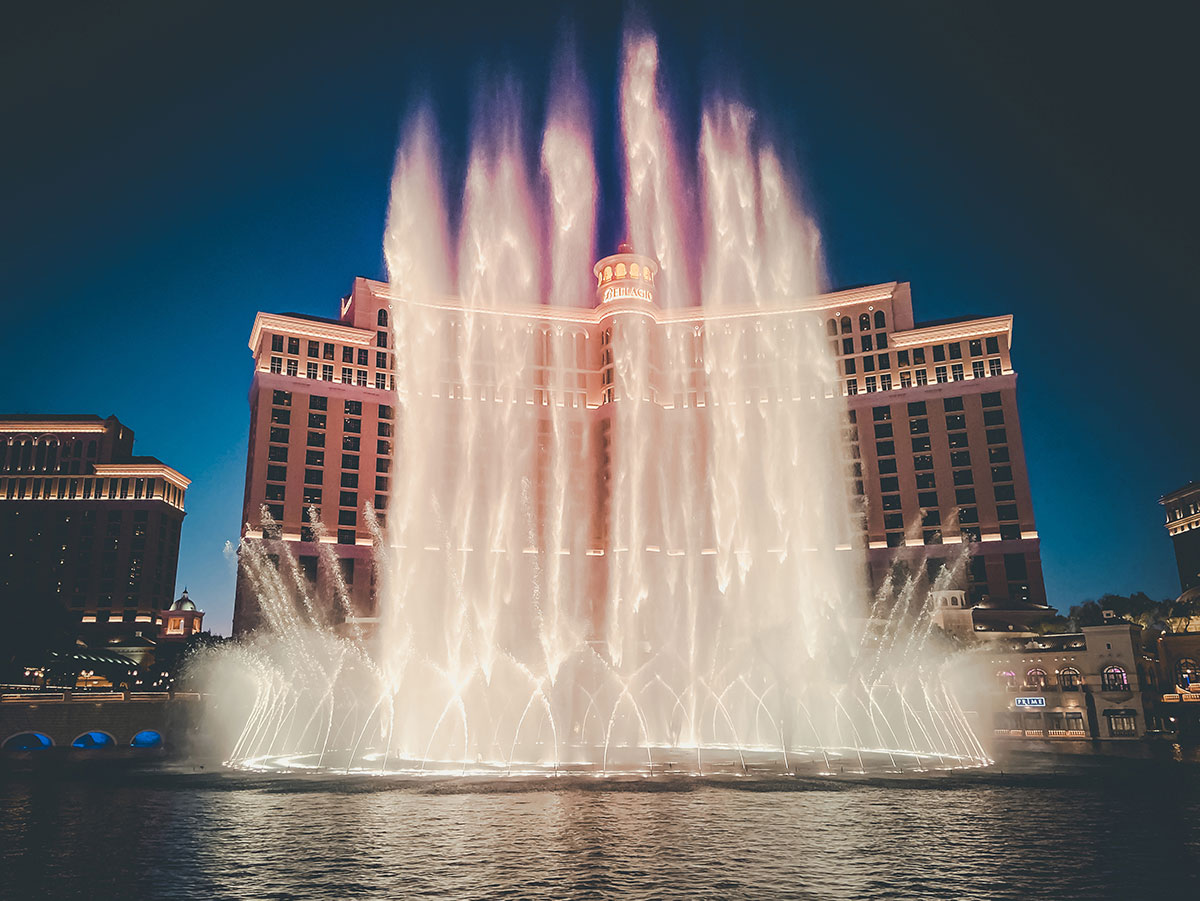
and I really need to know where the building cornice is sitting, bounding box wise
[891,315,1013,348]
[0,421,110,435]
[93,463,191,490]
[248,313,374,354]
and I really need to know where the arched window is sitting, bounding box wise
[71,731,115,749]
[840,317,852,334]
[826,318,838,336]
[1059,667,1082,691]
[1176,658,1200,690]
[998,670,1018,690]
[874,310,886,329]
[3,732,52,751]
[1101,665,1128,691]
[377,308,388,327]
[130,730,163,749]
[1026,667,1048,690]
[859,313,871,331]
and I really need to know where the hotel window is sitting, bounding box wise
[337,529,356,546]
[357,348,369,366]
[288,337,300,354]
[859,313,871,331]
[375,495,388,510]
[876,333,888,349]
[1175,658,1199,689]
[1026,668,1048,690]
[270,357,283,374]
[267,464,286,482]
[322,364,334,381]
[287,360,299,377]
[933,345,946,362]
[989,359,1003,376]
[341,472,358,489]
[969,339,983,357]
[303,486,322,505]
[986,428,1007,445]
[972,361,985,379]
[880,476,899,493]
[342,454,359,470]
[953,468,974,485]
[343,346,354,363]
[915,369,928,386]
[997,503,1019,521]
[1101,666,1129,692]
[338,509,357,527]
[946,413,966,430]
[910,348,924,365]
[873,406,891,421]
[896,350,910,367]
[916,472,936,490]
[910,418,929,434]
[874,423,893,439]
[959,506,978,524]
[356,370,367,386]
[827,319,838,336]
[271,334,284,352]
[951,452,972,470]
[984,409,1005,426]
[921,510,941,527]
[861,335,873,352]
[339,490,357,508]
[379,404,393,420]
[1106,713,1136,736]
[377,351,388,368]
[309,412,326,429]
[900,371,912,388]
[308,341,319,358]
[377,330,388,348]
[376,475,389,491]
[341,368,353,384]
[880,374,892,390]
[911,435,931,452]
[886,532,904,548]
[842,338,854,355]
[906,400,926,417]
[323,343,335,360]
[306,450,324,466]
[882,494,901,511]
[948,342,962,360]
[877,353,890,370]
[878,458,897,474]
[874,310,886,329]
[841,317,852,334]
[948,432,968,449]
[265,484,285,501]
[1000,524,1020,540]
[273,390,292,407]
[935,366,948,383]
[986,336,1000,354]
[981,391,1002,408]
[951,364,964,381]
[344,417,361,434]
[307,362,319,379]
[923,530,942,545]
[377,439,391,455]
[944,396,964,412]
[269,427,289,444]
[989,447,1010,464]
[304,469,323,485]
[268,446,288,462]
[865,376,876,393]
[844,358,856,375]
[343,436,360,451]
[1060,668,1082,691]
[994,484,1016,502]
[863,356,875,373]
[344,400,362,415]
[955,488,976,505]
[884,513,903,530]
[876,440,895,457]
[265,503,284,521]
[376,458,392,473]
[376,374,387,389]
[918,490,938,507]
[307,431,325,448]
[913,454,933,471]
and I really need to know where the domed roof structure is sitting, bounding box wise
[170,588,197,612]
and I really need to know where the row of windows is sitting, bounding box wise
[999,665,1132,692]
[847,359,1004,394]
[826,311,887,335]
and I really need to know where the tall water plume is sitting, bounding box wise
[203,28,988,775]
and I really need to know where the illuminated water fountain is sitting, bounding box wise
[204,30,989,777]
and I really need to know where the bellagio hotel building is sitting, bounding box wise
[234,249,1045,634]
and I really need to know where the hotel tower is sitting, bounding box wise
[234,249,1045,634]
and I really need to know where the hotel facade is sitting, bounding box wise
[234,249,1045,634]
[0,415,190,651]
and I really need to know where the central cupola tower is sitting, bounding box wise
[593,243,658,315]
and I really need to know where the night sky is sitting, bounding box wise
[3,2,1196,633]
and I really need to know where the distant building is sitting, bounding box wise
[159,588,205,642]
[0,414,190,664]
[1160,481,1200,596]
[234,251,1047,633]
[984,624,1163,748]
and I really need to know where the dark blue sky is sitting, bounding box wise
[3,2,1196,633]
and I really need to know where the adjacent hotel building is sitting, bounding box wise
[0,415,190,640]
[234,250,1046,633]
